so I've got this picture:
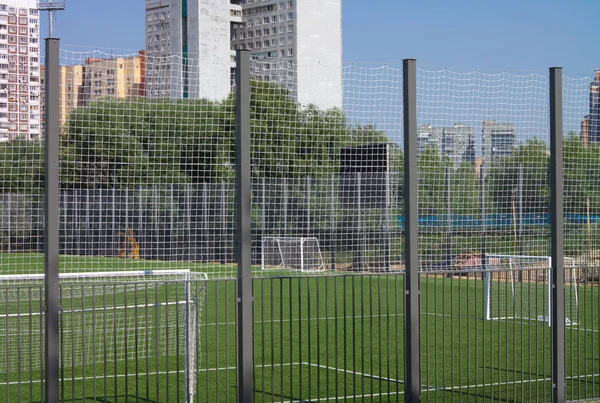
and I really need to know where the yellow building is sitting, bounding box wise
[40,51,146,134]
[82,51,146,105]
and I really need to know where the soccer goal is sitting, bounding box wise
[261,237,326,272]
[0,269,207,402]
[483,254,579,325]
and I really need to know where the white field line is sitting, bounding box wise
[2,360,599,402]
[301,362,403,384]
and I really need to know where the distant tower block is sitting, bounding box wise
[38,0,66,37]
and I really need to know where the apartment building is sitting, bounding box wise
[481,120,516,170]
[0,0,40,141]
[589,69,600,144]
[40,51,145,134]
[144,0,240,100]
[417,123,476,166]
[232,0,342,109]
[145,0,342,109]
[82,51,146,105]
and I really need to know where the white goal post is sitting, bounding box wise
[0,269,207,403]
[483,254,579,326]
[261,236,326,272]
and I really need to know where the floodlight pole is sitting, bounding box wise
[48,10,54,38]
[39,1,66,39]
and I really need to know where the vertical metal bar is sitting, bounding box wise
[518,164,524,256]
[550,66,565,403]
[403,58,421,402]
[446,167,451,269]
[235,50,254,403]
[306,177,311,234]
[330,173,336,271]
[283,177,288,235]
[44,37,60,403]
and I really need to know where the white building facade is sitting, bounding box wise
[145,0,241,100]
[0,0,40,141]
[145,0,342,109]
[232,0,342,109]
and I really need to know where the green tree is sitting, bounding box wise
[0,139,44,193]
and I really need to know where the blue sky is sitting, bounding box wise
[46,0,599,74]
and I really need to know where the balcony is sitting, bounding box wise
[230,4,242,23]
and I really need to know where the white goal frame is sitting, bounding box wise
[0,269,207,403]
[483,254,579,326]
[261,236,326,272]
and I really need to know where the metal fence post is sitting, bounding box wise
[403,58,421,402]
[236,50,253,403]
[44,37,60,403]
[549,66,565,403]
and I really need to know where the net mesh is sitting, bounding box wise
[0,271,206,375]
[484,255,579,324]
[0,47,596,283]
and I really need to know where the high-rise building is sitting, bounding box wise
[481,120,516,169]
[0,0,40,141]
[581,115,590,146]
[82,51,146,105]
[417,123,475,165]
[40,52,146,134]
[588,69,600,144]
[144,0,240,100]
[144,0,343,109]
[232,0,342,109]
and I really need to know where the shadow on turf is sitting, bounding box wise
[29,396,162,403]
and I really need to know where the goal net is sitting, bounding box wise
[484,254,579,325]
[0,269,207,402]
[261,237,326,272]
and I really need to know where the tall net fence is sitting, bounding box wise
[0,44,599,401]
[249,60,404,277]
[416,69,551,269]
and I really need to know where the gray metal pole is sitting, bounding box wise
[283,177,287,235]
[44,37,60,403]
[235,50,253,403]
[306,176,311,234]
[518,164,524,257]
[446,167,451,269]
[480,163,487,281]
[331,173,336,271]
[403,58,421,402]
[549,66,565,403]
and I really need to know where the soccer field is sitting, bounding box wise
[1,253,599,402]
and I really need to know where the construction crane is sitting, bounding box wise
[37,0,66,38]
